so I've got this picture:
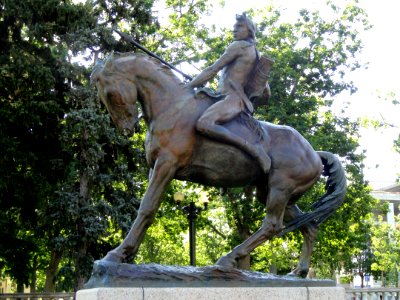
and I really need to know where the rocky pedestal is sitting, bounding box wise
[77,261,345,300]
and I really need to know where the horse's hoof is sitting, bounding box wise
[215,255,237,268]
[287,268,308,278]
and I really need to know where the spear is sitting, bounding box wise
[114,29,193,81]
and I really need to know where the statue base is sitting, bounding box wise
[84,260,335,288]
[78,261,345,299]
[77,287,345,300]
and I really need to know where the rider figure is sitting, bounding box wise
[188,13,271,173]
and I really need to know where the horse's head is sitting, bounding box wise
[90,54,139,135]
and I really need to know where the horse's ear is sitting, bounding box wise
[90,60,104,86]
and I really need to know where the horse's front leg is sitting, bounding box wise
[103,154,178,263]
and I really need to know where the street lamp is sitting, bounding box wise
[174,191,208,266]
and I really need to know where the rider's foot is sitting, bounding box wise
[287,266,309,278]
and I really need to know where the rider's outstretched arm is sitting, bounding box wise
[188,42,242,88]
[188,65,220,88]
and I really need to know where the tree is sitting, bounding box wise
[370,216,400,286]
[0,0,80,290]
[48,90,145,290]
[0,0,158,291]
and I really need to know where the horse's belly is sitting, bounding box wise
[175,138,263,187]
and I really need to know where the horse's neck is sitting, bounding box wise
[136,69,188,121]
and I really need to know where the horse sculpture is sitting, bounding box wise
[90,52,346,277]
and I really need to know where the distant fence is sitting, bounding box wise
[0,293,74,300]
[346,288,400,300]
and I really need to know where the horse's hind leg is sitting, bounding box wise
[216,185,289,268]
[285,204,318,278]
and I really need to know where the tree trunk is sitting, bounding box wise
[269,264,278,275]
[16,280,24,300]
[235,186,255,270]
[75,240,88,291]
[30,256,37,293]
[44,249,63,292]
[360,271,364,288]
[75,169,90,291]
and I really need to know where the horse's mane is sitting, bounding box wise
[103,52,184,86]
[147,56,184,86]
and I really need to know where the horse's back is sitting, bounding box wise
[264,122,320,167]
[261,122,322,193]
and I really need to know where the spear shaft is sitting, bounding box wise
[114,29,193,81]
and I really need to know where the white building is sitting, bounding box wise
[350,183,400,288]
[371,184,400,227]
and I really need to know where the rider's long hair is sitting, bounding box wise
[236,13,256,41]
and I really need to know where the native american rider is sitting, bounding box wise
[188,13,272,173]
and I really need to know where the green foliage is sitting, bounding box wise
[48,90,143,289]
[370,216,400,286]
[252,234,302,275]
[135,204,189,265]
[0,0,78,288]
[0,0,156,291]
[394,135,400,154]
[148,0,212,63]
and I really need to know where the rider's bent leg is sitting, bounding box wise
[196,102,270,173]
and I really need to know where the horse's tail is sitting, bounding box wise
[279,151,347,236]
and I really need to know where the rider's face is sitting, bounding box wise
[233,21,250,41]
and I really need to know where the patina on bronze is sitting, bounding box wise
[90,15,346,280]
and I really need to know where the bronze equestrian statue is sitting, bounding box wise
[90,15,346,278]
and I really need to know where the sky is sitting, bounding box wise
[204,0,400,189]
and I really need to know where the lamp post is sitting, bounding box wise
[174,191,208,266]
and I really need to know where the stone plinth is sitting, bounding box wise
[76,286,346,300]
[84,261,335,288]
[79,261,344,299]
